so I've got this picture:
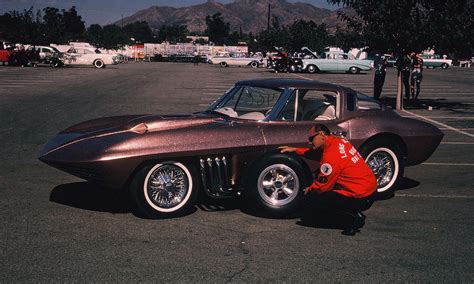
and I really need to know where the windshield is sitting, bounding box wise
[206,85,283,120]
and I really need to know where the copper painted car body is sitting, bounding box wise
[39,78,443,218]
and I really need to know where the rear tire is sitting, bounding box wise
[441,63,449,69]
[360,139,405,194]
[349,66,360,74]
[250,61,259,68]
[307,64,317,74]
[220,61,228,67]
[130,161,198,218]
[247,154,308,217]
[94,59,105,68]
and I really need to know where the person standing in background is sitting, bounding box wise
[373,54,387,100]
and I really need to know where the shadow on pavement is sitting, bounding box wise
[50,182,238,217]
[382,97,473,112]
[49,182,132,214]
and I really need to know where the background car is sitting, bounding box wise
[208,53,263,68]
[39,78,443,219]
[422,54,452,69]
[26,45,63,67]
[301,49,374,74]
[62,47,118,68]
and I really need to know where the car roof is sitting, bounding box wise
[235,78,347,92]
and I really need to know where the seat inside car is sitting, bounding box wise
[301,100,335,120]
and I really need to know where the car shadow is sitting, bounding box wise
[296,177,420,231]
[50,177,420,222]
[382,97,473,112]
[196,195,241,212]
[49,182,238,217]
[49,182,132,214]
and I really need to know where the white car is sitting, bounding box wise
[421,54,452,69]
[301,50,374,74]
[62,47,118,68]
[208,54,263,68]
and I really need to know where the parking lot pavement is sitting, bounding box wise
[0,63,473,282]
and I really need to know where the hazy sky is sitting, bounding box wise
[0,0,338,26]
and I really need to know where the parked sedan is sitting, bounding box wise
[62,47,118,68]
[26,45,63,67]
[39,78,443,218]
[302,51,374,74]
[208,54,263,68]
[422,54,452,69]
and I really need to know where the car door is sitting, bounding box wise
[65,48,80,65]
[336,53,349,71]
[260,89,348,152]
[77,48,93,65]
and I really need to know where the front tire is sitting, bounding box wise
[130,161,198,218]
[250,61,259,68]
[360,140,405,193]
[247,154,308,217]
[441,63,449,69]
[220,61,228,67]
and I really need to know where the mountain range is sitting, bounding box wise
[114,0,346,34]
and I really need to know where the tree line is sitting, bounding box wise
[0,1,472,58]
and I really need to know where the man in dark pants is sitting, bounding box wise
[279,124,377,235]
[410,52,424,101]
[373,54,387,100]
[397,53,412,101]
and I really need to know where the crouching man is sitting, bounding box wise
[279,123,377,236]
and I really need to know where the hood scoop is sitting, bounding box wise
[127,115,219,133]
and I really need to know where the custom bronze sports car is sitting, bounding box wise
[39,78,443,218]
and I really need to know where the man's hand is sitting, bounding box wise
[278,146,297,153]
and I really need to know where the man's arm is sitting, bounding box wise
[279,146,310,156]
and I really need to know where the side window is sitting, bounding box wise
[355,93,382,110]
[84,49,94,54]
[347,93,356,111]
[299,90,337,121]
[67,48,76,53]
[276,90,299,121]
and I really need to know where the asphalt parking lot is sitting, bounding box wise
[0,62,473,282]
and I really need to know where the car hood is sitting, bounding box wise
[39,113,221,157]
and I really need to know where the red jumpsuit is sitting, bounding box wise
[296,135,377,198]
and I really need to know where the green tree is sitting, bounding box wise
[41,7,63,43]
[123,21,154,43]
[0,8,43,44]
[205,13,230,45]
[328,0,473,109]
[157,24,188,43]
[98,25,128,49]
[288,20,329,53]
[61,6,85,42]
[86,24,103,47]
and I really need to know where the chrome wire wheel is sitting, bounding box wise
[365,147,399,192]
[257,164,300,207]
[143,162,193,213]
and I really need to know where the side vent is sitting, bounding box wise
[199,156,234,198]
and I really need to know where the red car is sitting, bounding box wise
[39,78,443,218]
